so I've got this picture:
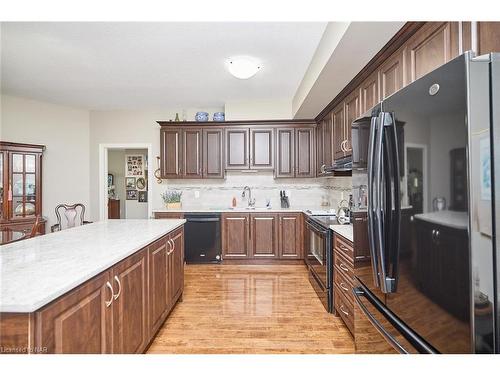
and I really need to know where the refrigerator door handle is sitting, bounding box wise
[353,284,438,354]
[367,115,381,288]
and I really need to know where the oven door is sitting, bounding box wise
[305,219,330,289]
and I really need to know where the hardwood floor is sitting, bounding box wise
[147,264,355,354]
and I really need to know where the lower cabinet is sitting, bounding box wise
[30,227,185,354]
[221,212,303,261]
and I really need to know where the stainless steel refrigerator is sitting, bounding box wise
[351,52,499,353]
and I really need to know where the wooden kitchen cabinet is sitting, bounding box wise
[249,213,279,258]
[478,22,500,55]
[352,212,370,264]
[203,128,224,178]
[276,127,315,178]
[278,213,303,259]
[111,247,149,354]
[405,22,458,84]
[34,271,113,354]
[343,89,360,158]
[379,48,404,99]
[250,128,274,170]
[168,227,184,306]
[4,227,186,354]
[361,72,379,114]
[222,213,251,259]
[160,128,183,179]
[182,128,203,178]
[225,128,249,170]
[317,113,333,175]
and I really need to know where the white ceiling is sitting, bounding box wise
[1,22,327,110]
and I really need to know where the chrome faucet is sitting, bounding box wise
[242,186,256,207]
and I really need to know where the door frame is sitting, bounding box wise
[99,143,153,221]
[404,143,428,212]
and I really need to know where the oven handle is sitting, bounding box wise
[306,220,329,236]
[353,284,438,354]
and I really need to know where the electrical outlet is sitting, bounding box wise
[194,190,200,199]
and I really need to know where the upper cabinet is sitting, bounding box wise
[405,22,458,84]
[276,127,315,178]
[478,22,500,55]
[158,121,315,179]
[379,49,404,99]
[360,72,380,114]
[203,128,224,179]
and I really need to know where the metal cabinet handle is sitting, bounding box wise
[339,304,350,316]
[113,276,121,300]
[167,239,174,255]
[339,282,349,292]
[340,140,346,152]
[105,281,114,307]
[339,244,350,253]
[339,263,349,272]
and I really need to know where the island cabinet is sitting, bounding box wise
[221,212,303,262]
[333,234,355,336]
[1,225,185,354]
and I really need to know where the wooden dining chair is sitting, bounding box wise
[51,203,93,232]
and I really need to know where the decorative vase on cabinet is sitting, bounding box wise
[195,112,209,122]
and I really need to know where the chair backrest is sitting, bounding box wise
[28,216,43,238]
[54,203,86,231]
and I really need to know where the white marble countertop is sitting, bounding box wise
[414,210,468,230]
[0,219,185,313]
[330,224,353,242]
[152,207,332,214]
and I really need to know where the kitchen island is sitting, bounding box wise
[0,219,185,354]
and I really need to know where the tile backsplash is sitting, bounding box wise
[156,172,352,210]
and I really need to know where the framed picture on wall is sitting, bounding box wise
[138,191,147,203]
[125,177,136,189]
[136,177,146,191]
[126,154,144,177]
[126,190,138,200]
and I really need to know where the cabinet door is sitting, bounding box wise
[35,271,113,353]
[278,213,302,259]
[203,128,224,178]
[321,113,333,171]
[361,72,379,114]
[148,237,169,335]
[379,49,404,99]
[9,152,41,220]
[160,128,183,178]
[250,128,274,170]
[316,120,324,176]
[275,128,295,178]
[343,89,361,158]
[221,213,250,259]
[478,22,500,54]
[168,227,184,305]
[332,103,345,161]
[0,151,5,220]
[352,212,370,262]
[112,248,148,354]
[405,22,455,84]
[225,128,249,170]
[182,128,202,178]
[250,213,279,258]
[295,128,315,178]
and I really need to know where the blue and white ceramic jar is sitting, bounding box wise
[213,112,225,122]
[195,112,209,122]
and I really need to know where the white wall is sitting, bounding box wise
[1,95,91,229]
[225,99,292,120]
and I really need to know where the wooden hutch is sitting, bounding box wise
[0,141,46,235]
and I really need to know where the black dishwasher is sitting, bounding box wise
[184,213,222,264]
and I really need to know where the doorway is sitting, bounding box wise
[404,144,428,214]
[99,143,153,221]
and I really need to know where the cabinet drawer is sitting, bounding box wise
[154,212,184,219]
[335,287,354,335]
[334,269,354,304]
[334,235,354,262]
[334,252,354,282]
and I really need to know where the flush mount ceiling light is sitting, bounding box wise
[226,57,262,79]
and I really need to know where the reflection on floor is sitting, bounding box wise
[147,264,355,354]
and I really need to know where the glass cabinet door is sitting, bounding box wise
[0,152,4,220]
[10,152,37,219]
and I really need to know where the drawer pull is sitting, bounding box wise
[339,244,350,253]
[339,282,349,292]
[339,304,350,316]
[339,263,349,272]
[113,276,121,300]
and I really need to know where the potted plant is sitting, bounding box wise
[161,190,182,210]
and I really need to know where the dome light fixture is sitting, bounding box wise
[226,56,262,79]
